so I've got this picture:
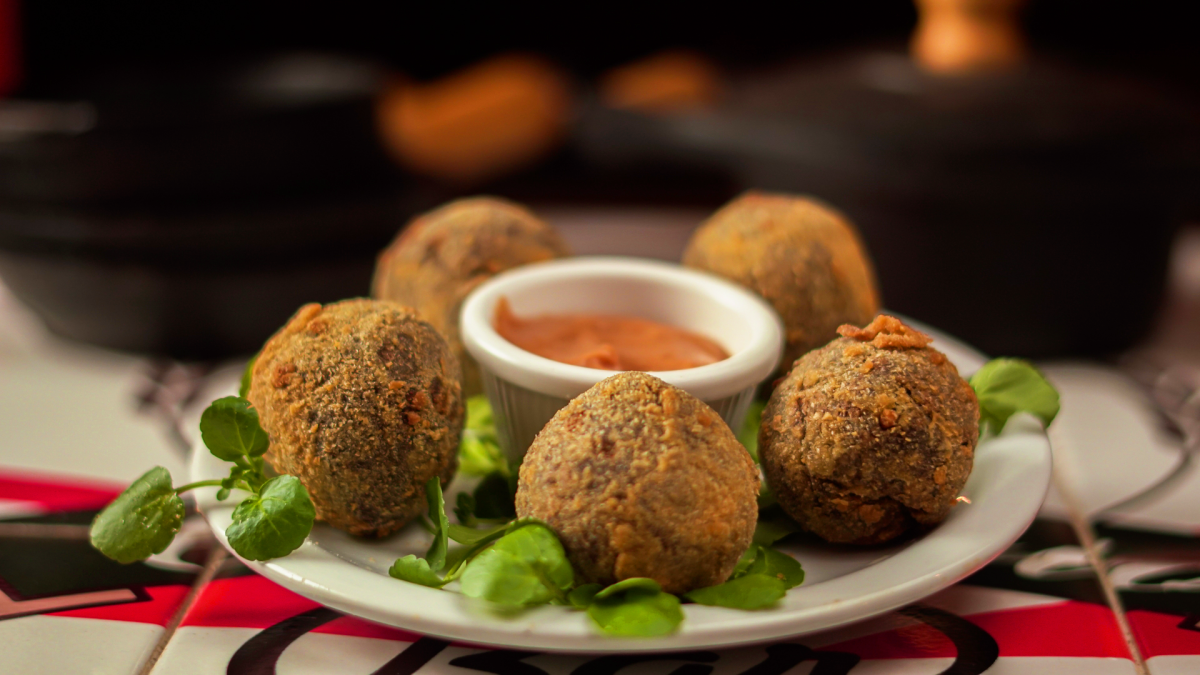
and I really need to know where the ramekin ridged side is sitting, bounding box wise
[461,257,783,459]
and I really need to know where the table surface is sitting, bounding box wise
[2,210,1197,675]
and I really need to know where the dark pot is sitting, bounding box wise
[577,49,1199,358]
[0,189,441,359]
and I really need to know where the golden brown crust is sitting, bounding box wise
[515,372,758,594]
[682,191,880,371]
[837,315,933,349]
[247,299,464,538]
[759,315,979,544]
[372,197,570,396]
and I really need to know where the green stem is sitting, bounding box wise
[175,479,224,494]
[532,565,570,605]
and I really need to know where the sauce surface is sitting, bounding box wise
[494,297,729,371]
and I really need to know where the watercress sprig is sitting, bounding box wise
[458,395,507,477]
[89,392,315,564]
[586,578,683,637]
[738,400,766,462]
[970,358,1060,435]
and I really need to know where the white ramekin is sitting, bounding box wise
[460,256,784,460]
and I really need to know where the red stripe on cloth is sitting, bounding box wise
[822,601,1130,659]
[181,575,425,642]
[181,575,319,629]
[1127,610,1200,657]
[0,471,121,512]
[49,584,191,625]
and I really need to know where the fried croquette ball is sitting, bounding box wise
[683,191,880,371]
[372,197,570,396]
[515,372,758,594]
[759,315,979,544]
[247,299,464,538]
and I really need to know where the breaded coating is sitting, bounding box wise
[248,299,464,538]
[759,315,979,544]
[683,191,880,371]
[372,197,570,395]
[516,372,758,594]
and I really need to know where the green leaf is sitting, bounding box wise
[587,579,683,637]
[424,477,450,571]
[569,584,603,608]
[738,400,766,462]
[200,396,270,461]
[218,466,245,502]
[459,432,506,477]
[89,467,185,564]
[443,518,543,581]
[225,475,315,561]
[454,492,477,526]
[757,481,777,509]
[466,395,495,430]
[448,522,509,546]
[458,396,507,477]
[685,574,786,610]
[745,547,805,589]
[593,577,663,601]
[459,524,573,606]
[238,355,258,399]
[473,472,516,520]
[389,555,447,588]
[970,358,1061,435]
[753,506,799,546]
[731,546,759,579]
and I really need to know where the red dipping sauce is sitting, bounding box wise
[493,297,729,371]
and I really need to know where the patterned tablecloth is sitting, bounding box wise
[2,215,1197,675]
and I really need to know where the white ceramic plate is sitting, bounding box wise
[190,325,1051,653]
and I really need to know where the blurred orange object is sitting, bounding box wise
[376,54,571,183]
[912,0,1026,73]
[599,50,722,112]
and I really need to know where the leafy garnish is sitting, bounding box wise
[731,545,759,579]
[424,477,450,571]
[448,521,509,546]
[686,544,801,610]
[738,400,766,462]
[970,358,1061,435]
[757,481,777,509]
[454,492,477,526]
[225,475,315,561]
[89,467,185,564]
[442,518,542,581]
[238,355,257,399]
[389,555,448,588]
[458,396,507,477]
[742,546,805,589]
[90,394,318,566]
[587,578,683,637]
[472,471,517,520]
[460,523,574,606]
[569,583,603,609]
[753,505,800,546]
[685,574,786,610]
[200,396,269,461]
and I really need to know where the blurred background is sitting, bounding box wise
[1,0,1197,362]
